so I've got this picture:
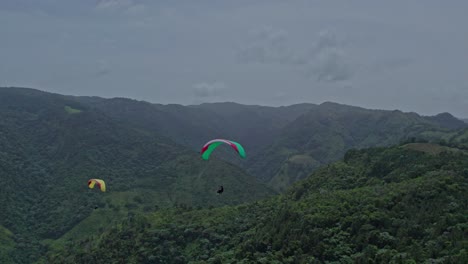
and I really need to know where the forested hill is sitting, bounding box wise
[0,87,274,263]
[45,143,468,263]
[1,87,466,262]
[73,96,317,157]
[72,92,466,192]
[246,102,466,191]
[3,87,466,192]
[424,112,468,130]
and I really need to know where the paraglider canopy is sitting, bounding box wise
[201,139,246,160]
[88,179,106,192]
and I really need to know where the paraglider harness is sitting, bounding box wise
[217,185,224,194]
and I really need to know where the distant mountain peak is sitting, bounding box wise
[434,112,455,118]
[424,112,467,129]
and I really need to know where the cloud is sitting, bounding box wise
[313,29,343,52]
[95,60,111,77]
[306,29,353,83]
[369,57,413,74]
[124,4,146,16]
[193,82,226,97]
[271,91,288,103]
[95,0,134,10]
[238,27,305,65]
[238,27,352,83]
[94,0,146,16]
[310,48,351,82]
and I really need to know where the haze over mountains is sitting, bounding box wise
[0,87,467,263]
[72,88,466,191]
[3,87,467,191]
[0,87,275,262]
[2,0,467,262]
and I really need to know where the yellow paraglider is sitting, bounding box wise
[88,179,106,192]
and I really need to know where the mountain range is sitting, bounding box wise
[0,87,467,263]
[0,87,274,263]
[72,91,466,191]
[46,142,468,263]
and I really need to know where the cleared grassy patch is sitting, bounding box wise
[288,154,318,165]
[64,105,82,114]
[402,143,464,155]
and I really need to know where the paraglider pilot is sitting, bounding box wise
[217,185,224,194]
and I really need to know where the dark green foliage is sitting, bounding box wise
[47,145,468,263]
[1,87,467,263]
[424,113,467,130]
[75,96,466,192]
[247,102,462,191]
[74,98,316,159]
[0,87,274,263]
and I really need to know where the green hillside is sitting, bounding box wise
[423,113,467,130]
[1,87,466,263]
[0,87,274,263]
[74,98,316,159]
[447,129,468,148]
[247,102,465,191]
[415,127,468,149]
[45,144,468,263]
[74,96,466,192]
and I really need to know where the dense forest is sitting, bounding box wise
[0,87,467,263]
[45,143,468,263]
[75,93,466,191]
[0,88,274,263]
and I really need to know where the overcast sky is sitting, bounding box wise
[1,0,467,117]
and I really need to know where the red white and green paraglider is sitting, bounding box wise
[200,139,246,160]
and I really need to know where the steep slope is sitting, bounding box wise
[449,129,468,148]
[75,96,465,192]
[190,102,318,156]
[74,98,316,158]
[74,97,225,152]
[46,144,468,263]
[248,102,464,191]
[0,87,274,263]
[424,112,467,130]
